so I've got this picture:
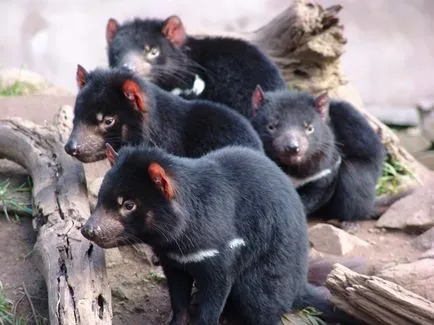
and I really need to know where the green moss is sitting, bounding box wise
[376,155,416,196]
[0,178,33,222]
[0,81,35,97]
[0,281,14,325]
[296,307,327,325]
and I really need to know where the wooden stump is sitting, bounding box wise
[0,105,112,325]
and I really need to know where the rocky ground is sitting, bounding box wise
[0,69,433,324]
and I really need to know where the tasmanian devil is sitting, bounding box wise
[104,15,287,117]
[81,144,364,325]
[249,86,389,228]
[64,65,263,163]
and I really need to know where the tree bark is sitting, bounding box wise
[0,105,112,325]
[250,0,433,184]
[325,264,434,325]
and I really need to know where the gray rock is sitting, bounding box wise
[308,247,324,260]
[414,151,434,171]
[308,224,370,255]
[416,98,434,143]
[420,247,434,259]
[376,258,434,301]
[376,183,434,231]
[395,127,431,154]
[412,226,434,251]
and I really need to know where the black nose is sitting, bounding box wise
[64,139,79,156]
[284,141,300,154]
[81,224,97,240]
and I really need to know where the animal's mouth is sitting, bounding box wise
[91,234,143,249]
[72,150,107,163]
[276,151,306,166]
[88,237,122,249]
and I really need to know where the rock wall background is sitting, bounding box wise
[0,0,433,107]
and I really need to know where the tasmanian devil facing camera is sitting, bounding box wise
[81,144,364,325]
[64,65,263,163]
[250,86,387,227]
[105,15,287,117]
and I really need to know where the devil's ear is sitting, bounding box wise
[161,15,186,48]
[106,18,119,45]
[105,143,118,166]
[314,92,329,121]
[76,64,88,89]
[122,80,146,112]
[148,162,174,200]
[251,85,265,117]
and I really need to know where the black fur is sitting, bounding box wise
[82,145,363,325]
[250,90,386,222]
[64,66,263,163]
[106,17,287,117]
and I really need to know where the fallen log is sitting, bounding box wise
[325,264,434,325]
[0,105,112,325]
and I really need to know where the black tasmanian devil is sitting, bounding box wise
[81,144,365,325]
[64,65,263,163]
[249,86,407,229]
[105,15,287,117]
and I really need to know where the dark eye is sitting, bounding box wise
[147,47,160,59]
[122,200,136,212]
[305,124,314,134]
[267,123,276,132]
[103,116,115,127]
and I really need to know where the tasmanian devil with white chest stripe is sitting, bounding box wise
[64,65,263,163]
[249,87,410,230]
[81,144,365,325]
[105,15,287,117]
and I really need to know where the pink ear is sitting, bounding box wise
[105,143,118,166]
[76,64,88,89]
[148,163,174,200]
[315,92,329,121]
[106,18,119,45]
[251,85,265,117]
[161,15,186,48]
[122,80,146,112]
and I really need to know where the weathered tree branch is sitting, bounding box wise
[325,264,434,325]
[0,105,112,325]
